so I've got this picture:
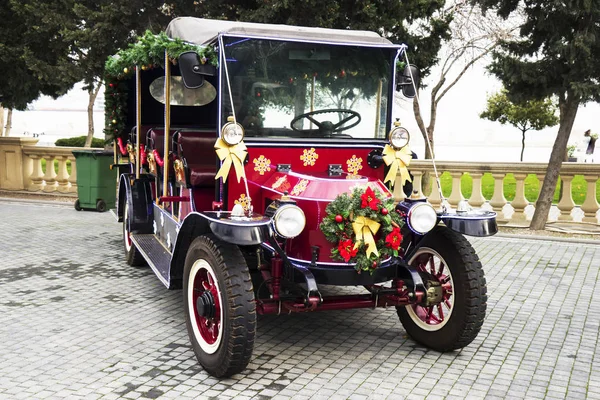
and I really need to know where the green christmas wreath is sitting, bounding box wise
[319,186,404,273]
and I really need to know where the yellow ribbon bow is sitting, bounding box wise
[382,144,412,188]
[352,216,381,259]
[214,138,248,183]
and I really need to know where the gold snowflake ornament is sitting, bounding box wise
[300,148,319,166]
[291,179,310,196]
[234,193,251,211]
[253,155,271,175]
[346,155,363,175]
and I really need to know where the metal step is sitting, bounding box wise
[130,234,172,287]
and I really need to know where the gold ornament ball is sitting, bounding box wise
[141,65,147,71]
[123,67,128,74]
[112,119,117,124]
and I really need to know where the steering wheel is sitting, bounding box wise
[290,109,361,136]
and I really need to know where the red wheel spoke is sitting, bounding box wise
[437,304,444,321]
[426,306,434,323]
[444,299,452,309]
[429,256,435,275]
[438,261,445,277]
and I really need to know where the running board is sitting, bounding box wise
[130,234,172,288]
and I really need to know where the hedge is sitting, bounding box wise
[55,136,105,148]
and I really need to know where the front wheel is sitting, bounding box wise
[397,226,487,351]
[183,234,256,377]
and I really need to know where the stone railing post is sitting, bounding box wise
[56,156,71,193]
[556,174,575,221]
[42,155,58,192]
[580,175,600,223]
[68,156,78,194]
[28,155,45,191]
[468,172,486,207]
[0,137,39,190]
[447,172,464,207]
[489,173,507,223]
[428,176,443,210]
[511,173,529,222]
[411,170,424,198]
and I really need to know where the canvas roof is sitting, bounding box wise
[166,17,397,47]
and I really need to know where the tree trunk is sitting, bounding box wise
[84,83,102,148]
[5,109,12,137]
[0,105,4,136]
[530,95,580,230]
[412,97,436,194]
[520,130,526,162]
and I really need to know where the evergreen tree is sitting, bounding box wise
[474,0,600,229]
[0,0,81,110]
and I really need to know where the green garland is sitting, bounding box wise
[103,31,218,140]
[320,186,404,273]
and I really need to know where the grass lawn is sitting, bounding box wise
[438,172,600,206]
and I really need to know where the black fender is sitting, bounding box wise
[118,174,154,233]
[439,211,497,237]
[169,211,273,288]
[169,213,212,288]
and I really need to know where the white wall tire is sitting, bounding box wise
[183,234,256,377]
[187,259,223,354]
[397,226,487,351]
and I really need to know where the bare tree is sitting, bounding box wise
[411,1,520,160]
[4,109,12,137]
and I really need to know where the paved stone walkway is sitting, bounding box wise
[1,200,600,399]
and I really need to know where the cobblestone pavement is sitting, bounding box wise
[1,200,600,400]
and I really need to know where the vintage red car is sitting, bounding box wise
[110,17,497,377]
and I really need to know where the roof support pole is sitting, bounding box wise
[163,51,171,199]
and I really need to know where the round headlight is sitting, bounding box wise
[389,127,410,149]
[221,122,244,145]
[274,204,306,238]
[408,202,438,234]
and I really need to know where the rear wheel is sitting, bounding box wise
[74,199,82,211]
[123,201,145,266]
[183,234,256,377]
[397,226,487,351]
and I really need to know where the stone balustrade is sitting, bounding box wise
[2,137,599,228]
[392,160,600,226]
[0,137,79,195]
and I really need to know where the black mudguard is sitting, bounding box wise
[117,174,154,233]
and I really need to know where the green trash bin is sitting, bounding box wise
[72,149,117,212]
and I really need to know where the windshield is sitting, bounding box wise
[220,37,393,139]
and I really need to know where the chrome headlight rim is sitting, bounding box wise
[273,204,306,239]
[221,121,245,145]
[407,202,438,235]
[388,126,410,150]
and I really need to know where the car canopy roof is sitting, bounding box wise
[166,17,399,47]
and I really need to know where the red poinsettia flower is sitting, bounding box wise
[338,239,358,262]
[385,227,403,250]
[360,187,380,211]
